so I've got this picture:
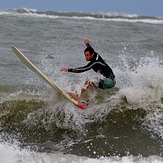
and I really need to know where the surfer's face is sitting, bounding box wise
[84,51,94,61]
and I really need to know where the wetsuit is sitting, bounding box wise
[68,44,116,89]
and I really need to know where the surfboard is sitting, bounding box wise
[11,45,86,110]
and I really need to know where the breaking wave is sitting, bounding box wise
[0,8,163,24]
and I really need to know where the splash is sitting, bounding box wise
[116,54,163,104]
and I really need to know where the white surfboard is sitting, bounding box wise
[11,45,86,109]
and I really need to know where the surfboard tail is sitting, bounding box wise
[77,102,86,110]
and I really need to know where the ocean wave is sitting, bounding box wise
[0,72,163,157]
[0,8,163,24]
[0,96,163,157]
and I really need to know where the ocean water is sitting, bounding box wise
[0,8,163,163]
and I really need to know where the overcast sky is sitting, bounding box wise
[1,0,163,17]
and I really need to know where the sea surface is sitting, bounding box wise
[0,8,163,163]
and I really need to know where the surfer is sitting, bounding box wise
[60,38,116,94]
[46,53,54,59]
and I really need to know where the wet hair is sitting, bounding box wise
[84,46,94,55]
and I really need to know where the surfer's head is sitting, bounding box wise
[84,47,94,61]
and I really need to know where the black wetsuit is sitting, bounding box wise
[68,44,115,79]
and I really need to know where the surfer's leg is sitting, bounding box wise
[98,78,116,89]
[80,79,96,95]
[80,80,89,95]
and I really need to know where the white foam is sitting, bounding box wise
[0,141,163,163]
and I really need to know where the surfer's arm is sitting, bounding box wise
[60,63,92,73]
[68,62,93,73]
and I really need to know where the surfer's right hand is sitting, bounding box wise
[60,67,68,72]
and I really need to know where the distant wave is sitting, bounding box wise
[0,8,163,24]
